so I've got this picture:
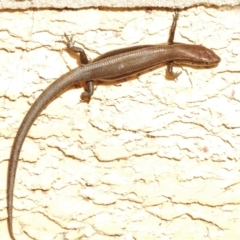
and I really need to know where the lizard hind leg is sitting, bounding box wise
[64,33,94,100]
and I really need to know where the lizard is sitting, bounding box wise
[7,12,220,239]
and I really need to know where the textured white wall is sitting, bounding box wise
[1,6,239,240]
[0,0,236,9]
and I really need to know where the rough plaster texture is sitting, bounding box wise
[0,5,240,240]
[0,0,239,9]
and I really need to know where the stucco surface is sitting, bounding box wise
[0,6,240,240]
[0,0,238,9]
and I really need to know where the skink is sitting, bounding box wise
[7,12,220,239]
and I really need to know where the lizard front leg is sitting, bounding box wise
[166,11,181,79]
